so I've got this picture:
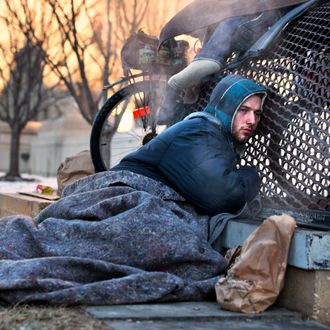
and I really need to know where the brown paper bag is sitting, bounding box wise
[56,150,95,196]
[215,214,296,313]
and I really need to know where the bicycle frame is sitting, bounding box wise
[102,73,146,92]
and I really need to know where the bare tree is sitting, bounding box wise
[4,0,152,126]
[115,0,149,39]
[0,30,56,180]
[145,0,187,35]
[1,0,186,177]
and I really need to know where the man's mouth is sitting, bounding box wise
[241,128,253,135]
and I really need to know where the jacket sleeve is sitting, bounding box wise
[158,127,261,215]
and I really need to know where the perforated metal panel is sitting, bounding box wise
[191,1,329,220]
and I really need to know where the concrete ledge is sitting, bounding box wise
[0,193,53,218]
[216,219,330,270]
[84,302,329,330]
[85,302,300,321]
[216,218,330,325]
[277,267,330,325]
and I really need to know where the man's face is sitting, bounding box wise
[232,94,262,144]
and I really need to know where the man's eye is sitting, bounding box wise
[238,108,247,113]
[255,111,262,117]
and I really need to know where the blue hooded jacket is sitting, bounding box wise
[111,75,267,215]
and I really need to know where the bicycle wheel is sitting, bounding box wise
[90,80,167,172]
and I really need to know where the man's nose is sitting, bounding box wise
[246,111,257,125]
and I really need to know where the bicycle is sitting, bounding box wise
[90,32,189,172]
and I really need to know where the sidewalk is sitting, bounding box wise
[84,301,330,330]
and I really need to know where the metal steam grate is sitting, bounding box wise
[192,1,329,226]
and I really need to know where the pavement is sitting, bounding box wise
[84,301,330,330]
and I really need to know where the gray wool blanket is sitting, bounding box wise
[0,170,228,305]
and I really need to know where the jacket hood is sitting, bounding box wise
[204,74,267,135]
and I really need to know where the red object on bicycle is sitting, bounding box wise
[133,106,150,118]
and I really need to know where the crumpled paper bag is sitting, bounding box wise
[57,150,95,196]
[215,214,296,313]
